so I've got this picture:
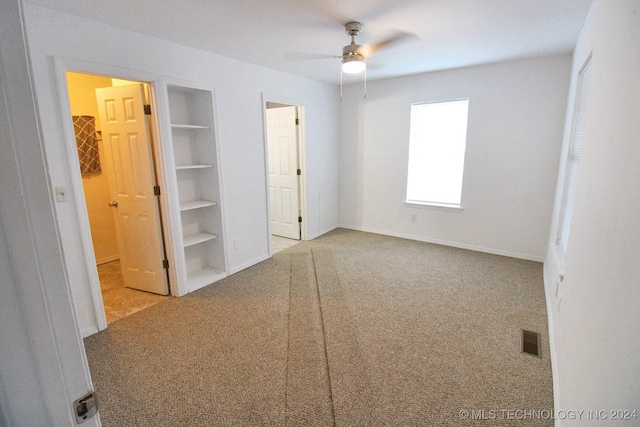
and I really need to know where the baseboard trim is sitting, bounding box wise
[81,325,99,338]
[306,225,339,241]
[337,224,543,262]
[228,254,270,275]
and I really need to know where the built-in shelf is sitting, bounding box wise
[179,200,217,211]
[175,164,214,170]
[171,123,210,131]
[183,232,218,247]
[166,82,226,295]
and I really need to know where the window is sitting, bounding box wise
[406,99,469,208]
[556,56,591,252]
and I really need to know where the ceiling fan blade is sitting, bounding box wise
[357,31,417,57]
[283,51,341,61]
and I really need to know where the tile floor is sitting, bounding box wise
[272,234,301,253]
[97,260,169,324]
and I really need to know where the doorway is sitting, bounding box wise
[265,101,305,253]
[66,71,169,326]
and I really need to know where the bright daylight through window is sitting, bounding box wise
[406,99,469,208]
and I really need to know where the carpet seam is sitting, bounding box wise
[311,249,337,427]
[313,247,385,426]
[284,253,293,426]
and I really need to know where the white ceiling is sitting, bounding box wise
[25,0,593,84]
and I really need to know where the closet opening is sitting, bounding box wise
[65,71,170,328]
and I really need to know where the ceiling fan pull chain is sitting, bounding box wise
[364,62,367,99]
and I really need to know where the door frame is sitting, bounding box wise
[53,57,178,334]
[261,93,308,255]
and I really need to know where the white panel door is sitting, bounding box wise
[96,84,169,295]
[267,106,300,240]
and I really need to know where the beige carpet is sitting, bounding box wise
[84,229,553,426]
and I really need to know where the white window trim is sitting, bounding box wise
[555,55,592,253]
[404,201,464,212]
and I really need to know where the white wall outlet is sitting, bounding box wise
[411,214,417,222]
[55,186,70,202]
[234,238,240,249]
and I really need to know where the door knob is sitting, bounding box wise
[108,201,119,207]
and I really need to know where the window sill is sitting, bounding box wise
[404,202,464,212]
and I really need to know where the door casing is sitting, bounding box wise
[54,58,179,335]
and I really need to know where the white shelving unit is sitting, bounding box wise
[164,83,226,293]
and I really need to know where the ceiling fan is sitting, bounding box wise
[340,21,413,74]
[284,21,415,98]
[338,21,413,98]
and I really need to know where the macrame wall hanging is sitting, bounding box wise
[72,115,102,174]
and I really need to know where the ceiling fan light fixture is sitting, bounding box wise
[342,55,366,73]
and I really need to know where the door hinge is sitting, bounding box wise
[144,104,152,115]
[297,168,301,176]
[153,185,161,196]
[298,216,303,223]
[162,259,169,269]
[295,118,300,125]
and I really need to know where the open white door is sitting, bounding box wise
[267,106,300,240]
[95,84,169,295]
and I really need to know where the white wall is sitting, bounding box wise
[0,216,49,426]
[544,1,640,424]
[0,1,96,424]
[22,3,340,335]
[339,55,572,261]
